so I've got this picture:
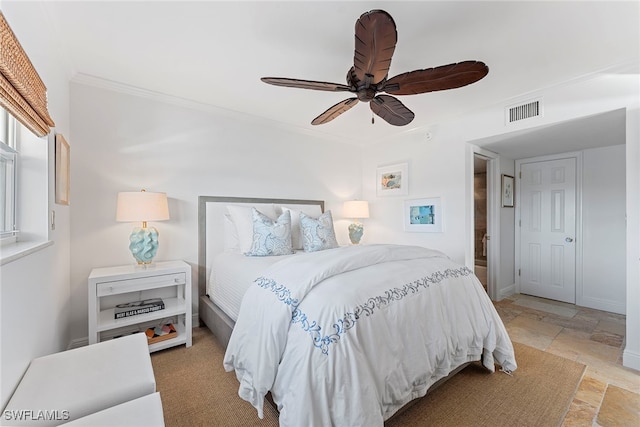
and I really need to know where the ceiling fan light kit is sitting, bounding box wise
[261,9,488,127]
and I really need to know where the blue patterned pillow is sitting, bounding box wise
[300,210,339,252]
[246,208,293,256]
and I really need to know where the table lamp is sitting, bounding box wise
[116,189,170,264]
[343,200,370,245]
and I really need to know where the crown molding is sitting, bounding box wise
[70,73,365,147]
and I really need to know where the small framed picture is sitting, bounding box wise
[376,163,408,196]
[502,174,514,208]
[55,134,70,205]
[404,197,443,232]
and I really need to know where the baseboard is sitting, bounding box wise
[497,284,516,301]
[579,296,626,315]
[623,348,640,371]
[67,337,88,350]
[193,313,200,328]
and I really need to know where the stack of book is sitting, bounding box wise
[114,298,165,319]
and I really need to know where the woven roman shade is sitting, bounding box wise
[0,12,55,137]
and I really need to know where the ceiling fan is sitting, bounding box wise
[261,9,489,127]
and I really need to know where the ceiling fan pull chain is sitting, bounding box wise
[372,112,375,124]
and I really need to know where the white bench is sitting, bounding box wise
[2,333,160,426]
[61,393,164,426]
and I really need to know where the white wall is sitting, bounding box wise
[360,128,469,264]
[581,145,626,313]
[624,107,640,370]
[498,157,516,297]
[0,2,72,408]
[68,82,363,341]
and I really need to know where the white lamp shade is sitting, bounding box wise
[343,200,370,219]
[116,191,170,222]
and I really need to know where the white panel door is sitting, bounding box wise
[519,157,576,303]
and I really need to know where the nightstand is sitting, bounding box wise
[88,260,192,352]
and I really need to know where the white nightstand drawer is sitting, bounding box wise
[96,272,186,296]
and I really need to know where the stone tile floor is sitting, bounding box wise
[494,294,639,426]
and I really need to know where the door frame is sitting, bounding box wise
[515,151,584,304]
[466,144,500,300]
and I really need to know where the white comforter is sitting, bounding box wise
[223,244,517,426]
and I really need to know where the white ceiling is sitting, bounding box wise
[474,108,627,159]
[23,1,640,148]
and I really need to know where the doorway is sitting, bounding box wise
[474,154,489,292]
[469,147,500,300]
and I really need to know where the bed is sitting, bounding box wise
[198,196,517,426]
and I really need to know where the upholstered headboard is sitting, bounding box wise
[197,196,324,297]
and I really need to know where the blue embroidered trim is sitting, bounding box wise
[255,276,300,307]
[255,266,474,355]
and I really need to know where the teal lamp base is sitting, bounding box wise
[348,222,364,245]
[129,226,159,264]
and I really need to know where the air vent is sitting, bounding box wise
[505,99,543,124]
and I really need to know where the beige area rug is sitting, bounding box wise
[151,327,585,427]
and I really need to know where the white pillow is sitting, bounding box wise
[246,208,293,257]
[281,205,323,250]
[300,210,339,252]
[223,213,239,252]
[226,204,278,253]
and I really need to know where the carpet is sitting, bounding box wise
[151,327,585,426]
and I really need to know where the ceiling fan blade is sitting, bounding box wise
[370,95,414,126]
[353,10,397,87]
[382,61,489,95]
[311,98,359,125]
[261,77,351,92]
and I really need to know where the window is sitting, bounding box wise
[0,13,54,262]
[0,107,17,243]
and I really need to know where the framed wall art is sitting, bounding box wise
[55,134,70,205]
[502,174,514,208]
[376,163,408,197]
[404,197,443,232]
